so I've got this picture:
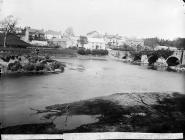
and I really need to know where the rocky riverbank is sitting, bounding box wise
[1,92,185,134]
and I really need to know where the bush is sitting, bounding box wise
[8,61,22,71]
[77,49,108,56]
[77,49,86,55]
[91,49,108,56]
[85,49,91,55]
[35,63,45,71]
[23,63,35,71]
[69,46,78,50]
[52,61,62,69]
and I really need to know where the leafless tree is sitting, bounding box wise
[0,15,18,48]
[64,27,75,38]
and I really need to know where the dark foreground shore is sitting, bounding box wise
[1,92,185,134]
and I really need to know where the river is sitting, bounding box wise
[0,57,184,130]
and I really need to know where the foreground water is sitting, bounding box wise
[0,57,184,129]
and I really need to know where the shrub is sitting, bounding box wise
[35,63,45,71]
[77,49,86,55]
[69,46,78,50]
[8,61,22,71]
[77,49,108,56]
[85,49,91,55]
[23,63,35,71]
[52,61,62,69]
[91,49,108,56]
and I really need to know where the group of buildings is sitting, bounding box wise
[0,27,146,50]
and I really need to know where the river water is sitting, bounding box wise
[0,57,184,130]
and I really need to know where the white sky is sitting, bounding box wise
[0,0,185,39]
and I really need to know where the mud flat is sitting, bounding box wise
[1,92,185,133]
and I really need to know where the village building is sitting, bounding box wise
[21,27,48,46]
[47,38,67,48]
[77,36,88,48]
[84,31,106,50]
[85,37,106,50]
[45,30,62,40]
[104,34,124,48]
[47,36,79,48]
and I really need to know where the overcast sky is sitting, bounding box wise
[0,0,185,39]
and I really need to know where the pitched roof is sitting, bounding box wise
[88,37,105,43]
[104,34,122,40]
[87,31,98,35]
[87,31,103,38]
[45,30,62,35]
[27,28,45,34]
[0,33,31,48]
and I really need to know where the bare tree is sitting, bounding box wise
[0,15,17,48]
[64,27,74,38]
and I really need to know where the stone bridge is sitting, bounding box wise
[166,50,185,66]
[109,49,185,66]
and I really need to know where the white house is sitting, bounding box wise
[103,34,126,48]
[85,37,106,50]
[45,30,62,40]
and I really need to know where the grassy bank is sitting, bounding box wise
[0,48,77,57]
[1,92,185,133]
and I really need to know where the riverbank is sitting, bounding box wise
[1,92,185,134]
[0,48,77,58]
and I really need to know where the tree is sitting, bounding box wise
[0,15,18,48]
[173,38,185,49]
[78,36,88,47]
[143,37,159,49]
[64,27,74,38]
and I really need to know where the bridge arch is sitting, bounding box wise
[148,55,158,65]
[133,55,141,61]
[166,56,180,66]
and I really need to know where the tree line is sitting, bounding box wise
[144,37,185,49]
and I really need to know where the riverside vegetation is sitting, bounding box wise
[77,48,109,56]
[0,55,65,74]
